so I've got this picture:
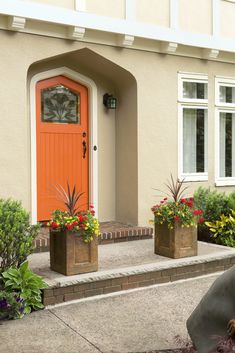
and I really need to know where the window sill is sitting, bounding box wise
[179,174,208,182]
[215,179,235,186]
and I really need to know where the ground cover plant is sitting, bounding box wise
[0,198,46,320]
[0,261,48,320]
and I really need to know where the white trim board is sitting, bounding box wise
[30,67,98,224]
[3,0,235,54]
[125,0,135,21]
[170,0,178,30]
[212,0,220,37]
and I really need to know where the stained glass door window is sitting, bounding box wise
[41,85,80,123]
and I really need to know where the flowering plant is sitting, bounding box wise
[152,197,204,229]
[49,206,99,243]
[151,175,204,229]
[49,183,99,243]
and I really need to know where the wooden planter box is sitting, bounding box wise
[50,230,98,276]
[154,222,197,259]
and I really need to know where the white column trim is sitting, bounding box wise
[212,0,220,36]
[75,0,86,12]
[30,67,98,224]
[125,0,135,21]
[170,0,178,30]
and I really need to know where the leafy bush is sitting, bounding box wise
[193,187,231,242]
[227,191,235,211]
[194,187,230,222]
[0,261,47,319]
[205,211,235,247]
[0,199,40,273]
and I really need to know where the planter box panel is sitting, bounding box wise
[154,222,197,259]
[74,237,91,263]
[50,230,98,276]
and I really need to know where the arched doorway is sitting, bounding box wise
[30,67,98,224]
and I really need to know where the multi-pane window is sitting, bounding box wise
[215,77,235,184]
[178,74,208,181]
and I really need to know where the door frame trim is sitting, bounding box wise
[30,67,98,224]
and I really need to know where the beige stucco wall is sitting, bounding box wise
[136,0,170,27]
[1,30,235,226]
[86,0,125,19]
[22,0,75,9]
[179,0,212,35]
[221,0,235,38]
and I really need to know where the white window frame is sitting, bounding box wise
[215,76,235,108]
[215,107,235,186]
[215,76,235,185]
[178,73,208,182]
[178,73,208,104]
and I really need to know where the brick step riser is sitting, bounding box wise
[34,228,153,253]
[42,256,235,306]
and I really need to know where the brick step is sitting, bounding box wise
[42,244,235,306]
[34,222,153,253]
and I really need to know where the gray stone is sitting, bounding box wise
[187,265,235,353]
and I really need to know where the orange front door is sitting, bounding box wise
[36,75,89,221]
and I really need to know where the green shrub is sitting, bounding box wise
[205,210,235,247]
[193,187,231,242]
[0,261,48,319]
[227,191,235,211]
[194,187,230,221]
[0,199,40,273]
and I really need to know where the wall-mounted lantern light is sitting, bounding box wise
[103,93,117,109]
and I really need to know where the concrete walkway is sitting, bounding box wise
[0,272,221,353]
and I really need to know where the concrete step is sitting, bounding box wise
[28,239,235,307]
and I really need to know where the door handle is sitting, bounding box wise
[82,140,87,159]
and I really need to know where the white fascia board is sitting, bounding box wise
[2,0,235,54]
